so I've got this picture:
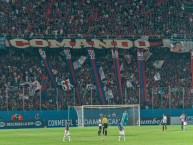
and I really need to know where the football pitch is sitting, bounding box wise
[0,126,192,145]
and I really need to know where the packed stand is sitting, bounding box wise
[0,46,193,110]
[0,0,193,37]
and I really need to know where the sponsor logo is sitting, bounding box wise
[0,122,6,127]
[137,118,162,125]
[35,121,42,127]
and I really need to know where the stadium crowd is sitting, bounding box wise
[0,0,193,38]
[0,0,193,111]
[0,46,192,110]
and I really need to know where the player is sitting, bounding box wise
[102,115,108,136]
[180,112,185,130]
[117,119,125,141]
[63,120,71,142]
[98,115,103,136]
[122,111,128,127]
[161,114,167,131]
[183,113,188,131]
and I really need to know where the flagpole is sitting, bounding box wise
[125,87,127,104]
[6,86,8,111]
[56,88,59,110]
[91,88,93,106]
[22,87,25,111]
[138,86,140,107]
[152,87,153,109]
[183,87,185,109]
[73,87,75,106]
[40,87,41,110]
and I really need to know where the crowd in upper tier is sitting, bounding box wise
[1,0,193,38]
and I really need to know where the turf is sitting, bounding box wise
[0,126,192,145]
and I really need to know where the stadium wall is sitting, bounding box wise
[0,109,192,128]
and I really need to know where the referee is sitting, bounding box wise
[102,115,108,136]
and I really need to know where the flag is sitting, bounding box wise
[0,37,6,49]
[144,51,152,62]
[153,60,164,69]
[154,72,161,81]
[61,79,73,91]
[137,48,148,104]
[124,54,132,64]
[111,48,123,102]
[120,63,124,71]
[106,89,114,100]
[86,84,96,90]
[126,80,134,88]
[32,80,41,91]
[41,74,48,99]
[99,67,105,80]
[87,48,107,105]
[73,56,87,70]
[64,48,81,104]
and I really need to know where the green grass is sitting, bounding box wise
[0,126,192,145]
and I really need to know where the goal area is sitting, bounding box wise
[74,104,140,127]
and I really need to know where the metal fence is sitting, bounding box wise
[1,86,193,111]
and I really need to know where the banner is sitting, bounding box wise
[87,48,107,105]
[191,51,193,91]
[137,48,148,104]
[111,48,123,103]
[5,38,164,49]
[137,117,170,126]
[0,120,43,129]
[64,48,81,104]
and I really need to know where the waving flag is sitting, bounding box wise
[73,56,87,70]
[87,48,107,105]
[137,48,148,104]
[40,74,48,100]
[64,48,81,104]
[111,48,123,103]
[191,51,193,92]
[39,49,57,88]
[61,79,74,91]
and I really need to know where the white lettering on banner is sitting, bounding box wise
[134,40,150,48]
[48,120,65,127]
[47,120,73,127]
[114,39,133,49]
[74,39,92,48]
[48,39,72,48]
[91,39,113,48]
[6,39,160,49]
[137,118,161,125]
[10,38,29,48]
[30,39,48,47]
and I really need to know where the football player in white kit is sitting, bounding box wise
[98,115,103,136]
[162,114,167,131]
